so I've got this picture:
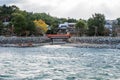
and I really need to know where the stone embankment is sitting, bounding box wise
[0,36,120,49]
[69,37,120,49]
[0,36,50,44]
[69,37,120,44]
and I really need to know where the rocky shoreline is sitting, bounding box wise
[0,36,50,44]
[68,37,120,49]
[69,37,120,44]
[0,36,120,49]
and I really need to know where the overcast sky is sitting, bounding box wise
[0,0,120,20]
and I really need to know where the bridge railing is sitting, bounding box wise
[46,34,71,39]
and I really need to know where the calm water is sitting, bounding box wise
[0,45,120,80]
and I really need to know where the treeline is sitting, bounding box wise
[76,14,106,36]
[0,5,120,36]
[0,5,77,36]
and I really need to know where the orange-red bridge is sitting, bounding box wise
[46,34,71,44]
[47,34,71,39]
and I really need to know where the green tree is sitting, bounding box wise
[67,18,77,23]
[0,5,18,22]
[12,12,36,36]
[88,13,105,36]
[75,19,88,36]
[87,18,95,36]
[11,13,27,36]
[117,18,120,25]
[26,20,36,36]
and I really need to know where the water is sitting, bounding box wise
[0,45,120,80]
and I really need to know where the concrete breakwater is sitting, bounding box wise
[0,36,50,44]
[0,36,120,48]
[0,36,120,44]
[69,37,120,44]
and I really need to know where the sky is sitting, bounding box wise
[0,0,120,20]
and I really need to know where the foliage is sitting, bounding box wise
[34,20,48,34]
[26,20,36,35]
[75,19,88,36]
[0,5,19,22]
[87,13,105,36]
[0,5,79,36]
[117,18,120,26]
[11,13,27,36]
[67,18,77,23]
[87,18,96,36]
[12,12,37,36]
[0,5,113,37]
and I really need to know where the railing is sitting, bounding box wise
[47,34,71,39]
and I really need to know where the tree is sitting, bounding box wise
[88,13,105,36]
[67,18,77,23]
[87,18,96,36]
[75,19,88,36]
[11,13,27,36]
[117,18,120,25]
[34,20,48,35]
[12,12,37,36]
[26,20,36,36]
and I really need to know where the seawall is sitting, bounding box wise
[0,36,50,44]
[0,36,120,48]
[69,37,120,44]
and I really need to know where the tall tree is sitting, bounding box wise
[88,13,105,36]
[87,18,96,36]
[11,13,27,36]
[67,18,77,23]
[34,20,48,35]
[75,19,88,36]
[26,20,36,36]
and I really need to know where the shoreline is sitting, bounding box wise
[0,43,120,49]
[0,36,120,49]
[63,43,120,49]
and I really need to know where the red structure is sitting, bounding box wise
[47,34,71,39]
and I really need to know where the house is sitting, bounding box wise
[58,22,76,35]
[3,22,9,26]
[104,20,118,36]
[105,20,114,31]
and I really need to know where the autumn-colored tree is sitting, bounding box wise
[34,20,48,34]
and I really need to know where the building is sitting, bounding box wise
[3,22,9,26]
[58,22,76,35]
[104,20,118,36]
[105,20,112,31]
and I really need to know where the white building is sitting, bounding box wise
[58,22,76,35]
[105,20,118,31]
[3,22,9,26]
[104,20,118,36]
[105,20,113,32]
